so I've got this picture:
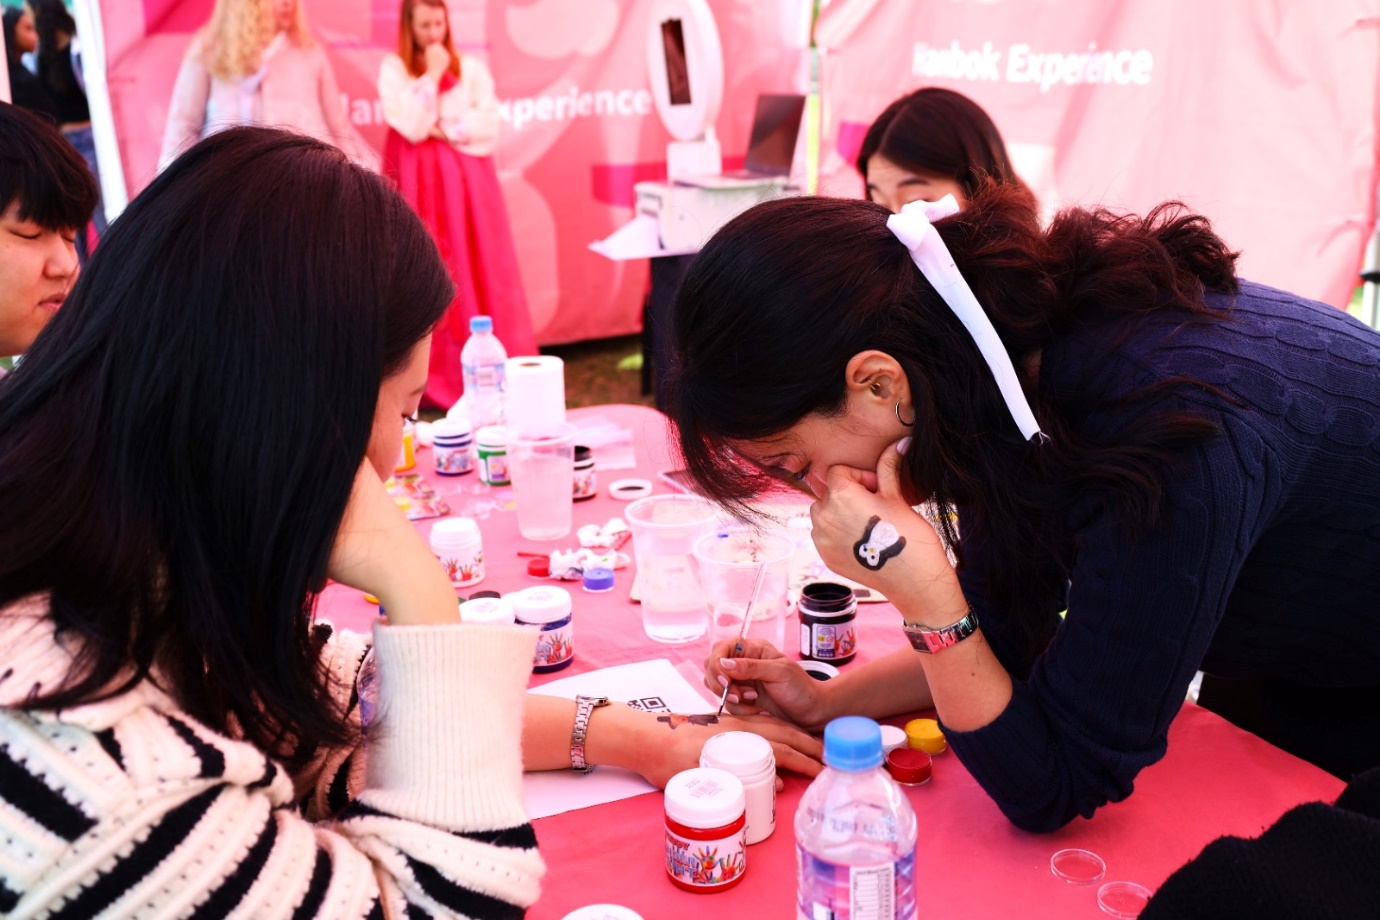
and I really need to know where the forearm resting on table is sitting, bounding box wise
[522,695,678,779]
[887,581,1013,732]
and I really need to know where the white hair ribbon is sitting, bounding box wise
[885,195,1047,443]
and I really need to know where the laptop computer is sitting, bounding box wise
[680,93,806,189]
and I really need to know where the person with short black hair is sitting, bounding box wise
[0,100,96,366]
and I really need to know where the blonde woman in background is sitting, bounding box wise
[160,0,377,170]
[378,0,535,410]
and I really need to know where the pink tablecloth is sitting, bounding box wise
[317,404,1345,920]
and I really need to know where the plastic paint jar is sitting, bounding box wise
[394,421,417,472]
[573,445,597,501]
[476,425,510,485]
[432,416,474,476]
[905,717,947,754]
[510,585,574,672]
[459,595,515,625]
[429,517,484,589]
[663,767,747,893]
[698,731,776,845]
[798,582,857,664]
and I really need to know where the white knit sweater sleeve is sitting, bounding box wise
[0,616,543,919]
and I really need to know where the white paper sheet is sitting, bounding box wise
[523,659,718,819]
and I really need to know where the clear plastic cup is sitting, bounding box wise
[508,424,576,541]
[694,528,794,652]
[625,494,720,643]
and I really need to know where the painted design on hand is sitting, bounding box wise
[854,515,906,570]
[657,713,720,730]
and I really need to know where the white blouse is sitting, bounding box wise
[377,52,500,157]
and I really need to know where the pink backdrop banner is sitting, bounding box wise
[816,0,1380,308]
[99,0,809,344]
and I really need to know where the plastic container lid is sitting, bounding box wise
[430,517,482,552]
[822,716,884,771]
[885,748,932,785]
[905,718,947,754]
[699,731,774,777]
[1098,880,1152,918]
[508,585,572,624]
[1051,848,1107,885]
[432,416,472,440]
[799,660,840,681]
[582,567,615,592]
[879,724,908,753]
[559,906,643,920]
[460,596,515,625]
[527,556,551,577]
[476,425,507,447]
[470,315,493,334]
[664,767,746,829]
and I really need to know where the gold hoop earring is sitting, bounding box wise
[895,401,915,427]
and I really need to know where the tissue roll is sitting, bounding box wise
[506,355,567,438]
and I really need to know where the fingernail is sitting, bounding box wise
[742,689,758,701]
[727,693,740,704]
[719,658,738,670]
[896,436,912,455]
[717,675,729,688]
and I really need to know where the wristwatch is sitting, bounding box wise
[570,695,610,774]
[902,607,979,653]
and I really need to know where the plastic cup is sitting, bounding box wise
[693,528,794,652]
[625,494,720,643]
[508,423,576,541]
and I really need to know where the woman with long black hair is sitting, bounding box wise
[680,185,1380,832]
[0,127,544,916]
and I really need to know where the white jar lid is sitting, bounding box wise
[461,596,515,625]
[432,416,472,438]
[476,425,508,447]
[880,724,908,754]
[560,907,644,920]
[698,731,774,776]
[430,517,481,551]
[664,767,745,829]
[507,585,572,624]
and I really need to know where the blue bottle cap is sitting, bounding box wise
[823,716,884,771]
[469,315,493,334]
[582,567,615,592]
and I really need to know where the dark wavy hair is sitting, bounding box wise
[669,185,1238,652]
[0,100,97,231]
[0,128,452,761]
[31,0,78,97]
[857,87,1024,198]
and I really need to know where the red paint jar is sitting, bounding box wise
[663,768,747,893]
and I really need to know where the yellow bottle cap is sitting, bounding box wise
[905,718,947,754]
[364,593,380,605]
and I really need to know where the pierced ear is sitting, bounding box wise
[846,350,908,403]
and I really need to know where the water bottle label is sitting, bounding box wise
[796,848,916,920]
[462,361,507,392]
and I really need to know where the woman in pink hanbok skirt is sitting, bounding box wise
[379,0,535,409]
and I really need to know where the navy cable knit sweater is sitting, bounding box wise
[949,281,1380,832]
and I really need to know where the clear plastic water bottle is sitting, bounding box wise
[795,716,918,920]
[460,315,507,430]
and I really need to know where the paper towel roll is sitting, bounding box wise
[505,355,566,438]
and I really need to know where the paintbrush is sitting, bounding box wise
[716,560,769,718]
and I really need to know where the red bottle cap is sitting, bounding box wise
[886,747,932,785]
[527,556,550,577]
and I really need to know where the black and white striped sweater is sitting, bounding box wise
[0,597,544,918]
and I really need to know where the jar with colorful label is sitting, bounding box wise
[573,445,597,501]
[798,582,857,664]
[432,416,474,476]
[429,517,484,589]
[510,585,574,672]
[663,767,747,893]
[476,425,510,485]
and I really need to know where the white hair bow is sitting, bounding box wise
[885,195,1047,443]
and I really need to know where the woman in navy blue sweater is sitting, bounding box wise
[677,185,1380,832]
